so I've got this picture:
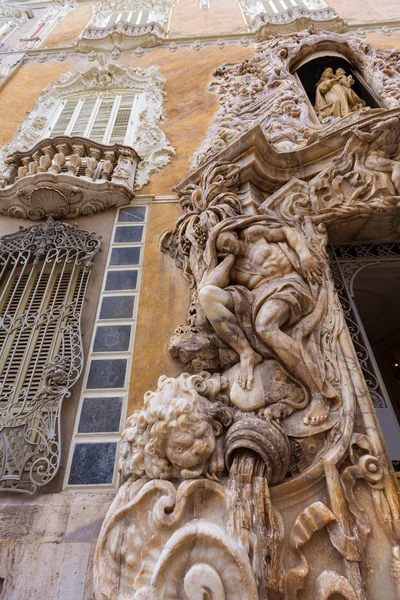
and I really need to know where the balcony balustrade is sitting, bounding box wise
[0,136,140,219]
[78,20,165,52]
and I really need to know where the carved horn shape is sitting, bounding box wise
[150,519,258,600]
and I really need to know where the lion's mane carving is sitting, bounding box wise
[119,372,233,480]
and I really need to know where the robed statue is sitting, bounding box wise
[315,67,366,121]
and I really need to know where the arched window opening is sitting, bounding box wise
[295,55,382,123]
[0,220,100,494]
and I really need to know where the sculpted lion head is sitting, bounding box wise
[120,372,232,481]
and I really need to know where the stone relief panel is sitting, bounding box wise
[94,109,400,598]
[0,57,174,191]
[190,30,400,170]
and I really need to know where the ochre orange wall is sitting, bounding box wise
[128,202,190,411]
[41,5,93,48]
[329,0,400,21]
[170,0,246,36]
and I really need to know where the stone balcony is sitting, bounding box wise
[78,20,166,53]
[252,7,347,38]
[0,136,140,219]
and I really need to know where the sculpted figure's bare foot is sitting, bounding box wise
[237,350,262,390]
[303,393,330,426]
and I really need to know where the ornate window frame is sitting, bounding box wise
[0,61,174,190]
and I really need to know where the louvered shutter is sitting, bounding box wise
[138,9,151,24]
[88,97,115,142]
[108,95,136,145]
[70,98,97,138]
[51,99,79,137]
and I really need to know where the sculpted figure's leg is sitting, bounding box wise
[255,299,330,426]
[199,285,261,390]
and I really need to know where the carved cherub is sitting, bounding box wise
[119,372,233,481]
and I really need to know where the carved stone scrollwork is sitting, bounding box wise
[79,21,166,53]
[0,62,174,194]
[190,30,400,169]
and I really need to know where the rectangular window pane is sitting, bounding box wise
[117,206,147,222]
[105,270,138,291]
[69,442,117,485]
[99,295,135,319]
[86,358,127,389]
[114,226,144,243]
[78,397,123,433]
[110,247,141,266]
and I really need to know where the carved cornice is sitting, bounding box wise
[0,61,174,191]
[252,7,347,37]
[79,20,165,52]
[179,108,400,195]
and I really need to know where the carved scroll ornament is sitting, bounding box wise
[94,80,400,600]
[190,30,400,169]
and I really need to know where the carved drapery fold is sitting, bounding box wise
[0,219,100,493]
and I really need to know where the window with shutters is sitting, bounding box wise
[44,94,139,146]
[95,9,154,27]
[242,0,328,16]
[0,220,100,494]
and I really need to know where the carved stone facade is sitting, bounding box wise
[93,31,400,600]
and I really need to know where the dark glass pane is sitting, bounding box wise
[114,226,144,243]
[69,442,117,485]
[93,325,131,352]
[117,206,146,222]
[86,359,127,389]
[78,397,123,433]
[110,247,140,266]
[99,296,135,320]
[105,270,138,291]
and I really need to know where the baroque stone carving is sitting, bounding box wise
[78,21,166,53]
[251,6,347,37]
[0,60,174,191]
[190,30,400,169]
[94,42,400,600]
[0,136,138,219]
[0,219,100,494]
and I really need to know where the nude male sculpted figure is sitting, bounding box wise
[199,222,339,426]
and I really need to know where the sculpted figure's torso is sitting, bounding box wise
[230,230,293,290]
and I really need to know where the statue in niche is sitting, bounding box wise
[315,67,366,121]
[198,216,340,426]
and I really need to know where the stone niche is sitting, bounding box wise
[93,31,400,600]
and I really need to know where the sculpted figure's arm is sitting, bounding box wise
[203,254,236,289]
